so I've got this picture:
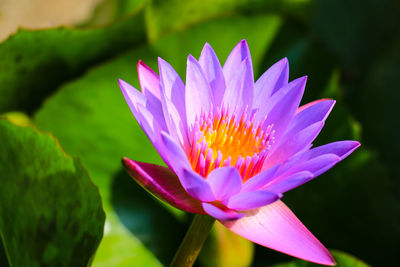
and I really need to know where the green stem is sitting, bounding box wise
[169,214,215,267]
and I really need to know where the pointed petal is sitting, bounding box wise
[199,43,226,106]
[119,79,166,139]
[207,167,242,201]
[265,122,324,168]
[290,99,335,133]
[306,141,361,160]
[223,40,253,85]
[284,154,341,177]
[265,171,314,193]
[227,190,281,211]
[242,164,281,192]
[119,78,146,113]
[296,98,332,114]
[185,55,215,127]
[122,158,204,214]
[279,141,361,177]
[258,76,307,137]
[137,60,161,101]
[158,57,187,131]
[253,58,289,109]
[202,203,244,221]
[221,57,254,115]
[159,88,190,147]
[222,201,335,265]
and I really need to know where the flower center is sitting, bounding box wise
[187,106,274,181]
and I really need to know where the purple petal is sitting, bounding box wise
[119,78,146,114]
[227,190,281,211]
[179,168,216,202]
[285,154,341,177]
[185,55,215,126]
[206,167,242,201]
[160,132,215,202]
[122,158,204,214]
[253,58,289,110]
[222,201,335,265]
[158,57,187,130]
[199,43,226,106]
[289,99,335,133]
[265,171,314,193]
[223,40,253,84]
[242,164,281,192]
[278,141,360,177]
[137,60,161,101]
[159,89,190,147]
[265,122,324,168]
[221,57,254,115]
[306,141,361,160]
[258,76,307,138]
[296,98,332,114]
[202,203,244,221]
[159,131,191,172]
[119,79,166,140]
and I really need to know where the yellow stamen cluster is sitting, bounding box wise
[188,107,273,180]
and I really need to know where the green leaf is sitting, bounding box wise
[82,0,148,26]
[0,119,105,267]
[0,5,146,114]
[33,13,282,265]
[145,0,311,41]
[271,250,370,267]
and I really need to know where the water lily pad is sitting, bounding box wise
[0,119,105,267]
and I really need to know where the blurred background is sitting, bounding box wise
[0,0,399,266]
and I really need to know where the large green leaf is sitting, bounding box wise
[271,250,370,267]
[0,119,105,267]
[33,13,282,265]
[82,0,148,26]
[145,0,310,41]
[0,5,146,114]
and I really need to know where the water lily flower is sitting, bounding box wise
[119,40,360,265]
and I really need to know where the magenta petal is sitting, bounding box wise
[185,55,215,126]
[199,43,226,106]
[265,171,314,193]
[122,158,204,214]
[202,203,244,221]
[207,167,242,201]
[226,190,281,211]
[253,57,289,110]
[242,164,281,192]
[223,39,253,85]
[222,201,335,265]
[137,60,161,101]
